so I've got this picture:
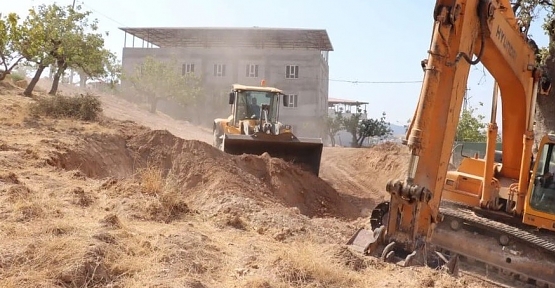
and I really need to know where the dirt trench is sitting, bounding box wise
[48,129,362,220]
[319,143,410,216]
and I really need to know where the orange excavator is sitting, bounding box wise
[347,0,555,286]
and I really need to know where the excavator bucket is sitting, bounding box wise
[345,227,384,255]
[346,202,389,255]
[222,132,323,176]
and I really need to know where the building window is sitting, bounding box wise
[246,64,259,78]
[214,64,226,77]
[286,94,298,108]
[285,65,299,79]
[182,63,194,75]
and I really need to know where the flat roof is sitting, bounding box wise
[328,97,369,105]
[119,27,333,51]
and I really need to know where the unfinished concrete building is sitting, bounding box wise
[119,27,334,138]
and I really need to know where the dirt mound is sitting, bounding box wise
[234,153,360,219]
[353,142,409,178]
[50,129,360,220]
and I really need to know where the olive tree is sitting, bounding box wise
[324,112,343,147]
[0,13,25,81]
[15,4,110,96]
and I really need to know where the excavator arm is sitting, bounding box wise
[348,0,545,265]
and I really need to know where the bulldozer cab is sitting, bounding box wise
[230,88,280,124]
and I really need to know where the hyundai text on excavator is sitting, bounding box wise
[347,0,555,286]
[212,82,324,176]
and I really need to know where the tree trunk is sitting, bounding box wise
[49,64,67,95]
[535,56,555,148]
[79,70,87,87]
[329,134,336,147]
[357,135,366,148]
[149,97,159,113]
[24,64,46,97]
[351,134,358,147]
[48,71,62,95]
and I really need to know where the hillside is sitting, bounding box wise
[0,79,494,288]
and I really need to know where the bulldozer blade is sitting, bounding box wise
[222,132,323,176]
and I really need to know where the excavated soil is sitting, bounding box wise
[49,128,361,220]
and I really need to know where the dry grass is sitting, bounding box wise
[137,165,165,195]
[134,167,190,223]
[29,93,103,121]
[270,242,364,287]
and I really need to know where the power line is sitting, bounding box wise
[80,1,129,27]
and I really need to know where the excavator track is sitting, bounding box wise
[438,202,555,254]
[431,202,555,288]
[365,201,555,287]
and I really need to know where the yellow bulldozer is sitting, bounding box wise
[212,82,324,176]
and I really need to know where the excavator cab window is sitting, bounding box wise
[530,143,555,214]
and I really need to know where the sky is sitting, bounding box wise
[2,0,552,125]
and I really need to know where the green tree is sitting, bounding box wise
[341,110,363,147]
[0,13,25,81]
[17,4,72,96]
[455,104,487,142]
[324,111,343,147]
[341,108,393,147]
[356,112,393,147]
[510,1,555,143]
[97,52,122,90]
[46,5,109,95]
[126,56,202,113]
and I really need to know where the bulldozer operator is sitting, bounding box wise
[248,96,261,119]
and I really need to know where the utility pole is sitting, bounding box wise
[463,87,472,112]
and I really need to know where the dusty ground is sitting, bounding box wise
[319,143,409,217]
[0,79,495,287]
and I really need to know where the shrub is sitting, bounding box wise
[29,93,103,121]
[10,72,25,82]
